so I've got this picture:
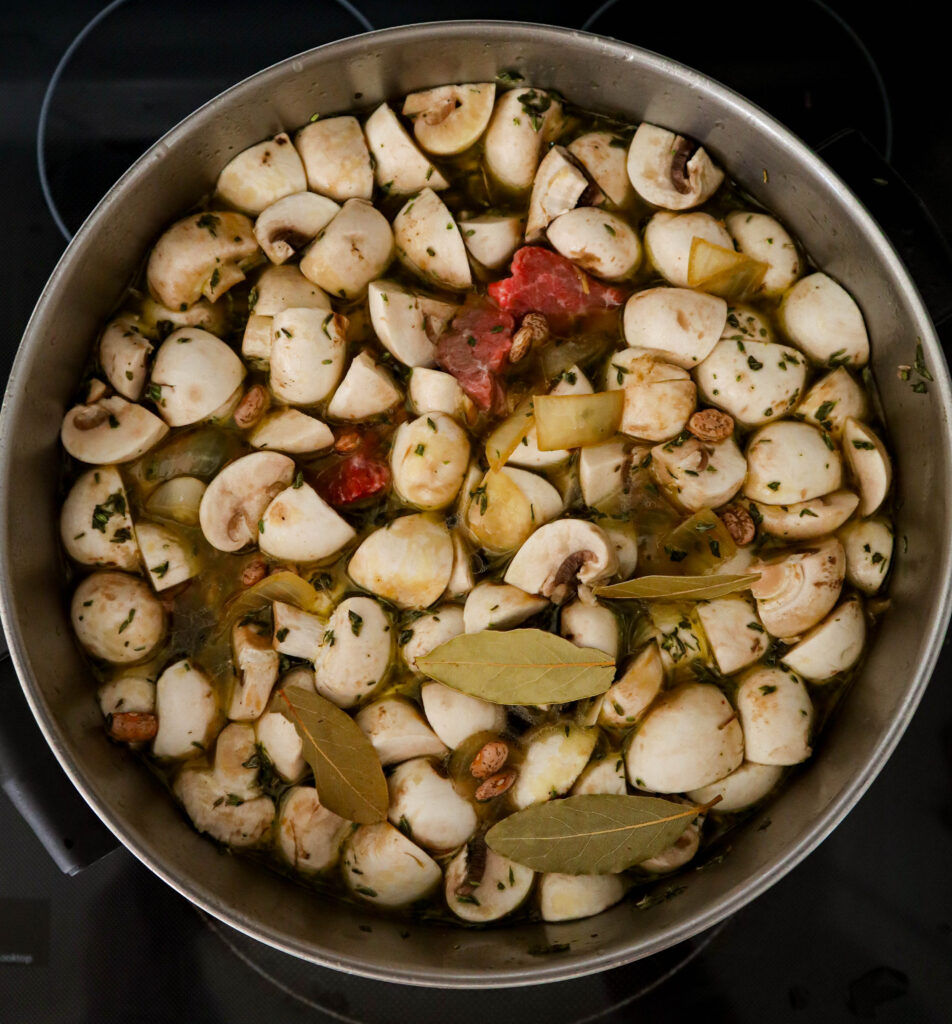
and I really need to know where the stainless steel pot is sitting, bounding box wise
[1,20,950,989]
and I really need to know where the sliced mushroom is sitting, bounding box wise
[643,211,732,287]
[571,755,627,796]
[579,438,629,511]
[751,489,859,541]
[249,409,334,454]
[311,596,391,708]
[99,315,153,400]
[695,594,769,675]
[560,599,618,659]
[547,207,642,281]
[843,417,891,516]
[149,328,246,427]
[199,451,295,552]
[342,822,441,907]
[524,145,589,241]
[408,368,467,418]
[623,287,726,369]
[483,88,564,191]
[510,723,597,810]
[694,339,807,427]
[299,199,394,300]
[649,435,746,512]
[687,761,783,813]
[272,601,325,662]
[736,666,813,765]
[638,811,702,874]
[507,365,593,470]
[146,211,260,310]
[211,722,260,800]
[504,519,617,603]
[402,83,496,155]
[60,466,139,570]
[368,280,437,368]
[356,697,447,766]
[259,482,356,563]
[458,214,524,270]
[229,623,280,720]
[779,272,869,367]
[71,571,165,664]
[568,131,635,208]
[626,123,723,210]
[255,710,307,782]
[61,396,169,465]
[276,786,351,873]
[462,581,548,634]
[134,521,199,591]
[348,513,454,609]
[445,842,534,923]
[325,351,402,421]
[268,308,347,406]
[465,466,564,553]
[749,537,846,638]
[420,681,507,750]
[837,517,893,594]
[364,103,448,194]
[796,367,869,440]
[725,212,800,294]
[390,413,470,511]
[294,116,373,201]
[626,683,744,793]
[153,659,218,758]
[215,132,306,215]
[400,604,465,672]
[393,188,471,291]
[783,598,865,682]
[387,757,477,851]
[174,766,274,846]
[598,643,664,730]
[538,872,626,923]
[743,421,842,504]
[253,191,339,265]
[605,351,696,443]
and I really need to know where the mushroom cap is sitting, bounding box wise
[649,435,747,512]
[686,761,783,813]
[173,767,274,847]
[779,272,869,367]
[795,366,869,440]
[312,596,392,708]
[547,207,642,281]
[510,724,598,810]
[837,517,893,595]
[390,413,470,510]
[420,681,507,749]
[199,451,295,552]
[560,598,619,659]
[623,287,726,369]
[463,581,548,634]
[342,822,441,907]
[458,214,524,270]
[253,191,339,264]
[408,368,466,418]
[294,116,373,201]
[71,571,166,664]
[625,683,744,792]
[638,816,702,873]
[355,697,447,766]
[784,597,866,682]
[253,264,332,317]
[97,675,156,720]
[215,133,307,215]
[99,315,153,401]
[626,123,724,211]
[579,438,629,510]
[276,786,351,873]
[843,417,892,516]
[393,188,471,291]
[743,421,842,504]
[325,350,402,421]
[644,211,732,287]
[606,351,697,442]
[400,604,466,672]
[272,602,325,663]
[720,304,775,344]
[735,666,813,765]
[568,130,636,208]
[525,145,589,242]
[135,520,200,591]
[387,757,478,852]
[571,755,628,796]
[268,308,347,406]
[150,328,246,427]
[402,83,496,156]
[598,643,664,730]
[603,523,639,578]
[61,396,169,465]
[752,489,859,541]
[483,88,564,191]
[538,872,626,922]
[248,409,334,454]
[445,844,534,923]
[695,594,769,675]
[259,482,357,564]
[364,102,448,195]
[60,466,139,570]
[152,659,218,759]
[138,295,226,337]
[725,211,801,294]
[368,280,437,368]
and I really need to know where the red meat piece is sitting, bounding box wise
[315,444,391,507]
[436,304,515,411]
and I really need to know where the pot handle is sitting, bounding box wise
[0,644,119,874]
[816,128,952,328]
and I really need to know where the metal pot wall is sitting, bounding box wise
[1,20,950,988]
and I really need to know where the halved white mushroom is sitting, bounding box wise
[538,872,626,923]
[325,351,402,421]
[268,308,347,406]
[626,123,724,210]
[638,808,702,874]
[253,191,339,265]
[199,451,295,552]
[751,490,859,541]
[644,211,732,287]
[838,517,893,594]
[145,476,206,526]
[571,755,627,796]
[458,214,524,270]
[598,643,665,730]
[687,761,783,812]
[276,786,351,874]
[355,697,447,766]
[720,304,774,344]
[60,466,139,570]
[749,537,846,638]
[510,723,597,810]
[61,396,169,465]
[174,766,274,846]
[843,417,891,516]
[504,519,618,603]
[695,594,768,675]
[364,103,448,194]
[408,368,466,418]
[215,133,306,215]
[390,413,470,510]
[342,822,441,907]
[146,211,260,310]
[254,264,332,316]
[694,339,807,427]
[272,601,325,662]
[248,409,334,454]
[462,581,548,634]
[605,351,697,443]
[134,521,200,591]
[507,365,594,470]
[311,596,391,708]
[560,599,619,659]
[387,757,477,851]
[138,295,226,337]
[736,666,813,765]
[568,131,635,208]
[229,623,279,720]
[649,435,747,512]
[525,145,589,242]
[212,722,260,800]
[294,116,373,201]
[446,532,476,600]
[99,315,153,400]
[796,367,869,439]
[299,199,394,299]
[483,88,563,191]
[725,212,800,295]
[445,842,534,923]
[779,273,869,367]
[579,439,629,511]
[149,328,246,427]
[400,604,466,672]
[743,421,842,504]
[547,207,642,281]
[465,466,564,554]
[153,659,218,758]
[402,83,495,156]
[626,683,744,793]
[348,513,454,609]
[368,280,437,368]
[783,598,865,682]
[241,318,275,366]
[98,675,155,718]
[623,287,726,369]
[255,710,307,782]
[71,571,165,664]
[259,482,356,563]
[393,188,471,291]
[419,681,507,750]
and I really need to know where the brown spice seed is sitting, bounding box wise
[233,384,270,429]
[334,428,362,454]
[719,503,756,546]
[470,740,509,780]
[688,408,735,442]
[474,768,517,802]
[241,559,268,587]
[509,312,549,363]
[107,711,158,743]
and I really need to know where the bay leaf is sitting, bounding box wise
[594,573,761,601]
[274,686,388,824]
[485,794,702,874]
[217,570,325,637]
[416,628,615,705]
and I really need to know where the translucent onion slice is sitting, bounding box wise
[534,391,624,451]
[218,570,324,636]
[687,238,768,301]
[466,469,533,554]
[145,476,206,525]
[484,396,535,471]
[660,508,737,575]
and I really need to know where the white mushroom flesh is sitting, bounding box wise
[277,786,351,873]
[153,659,218,758]
[644,211,732,287]
[538,873,626,922]
[99,315,153,400]
[779,272,870,367]
[626,123,724,210]
[71,571,165,664]
[61,466,139,570]
[568,131,635,208]
[510,724,597,810]
[324,351,401,421]
[294,116,373,201]
[312,596,391,708]
[299,199,394,299]
[387,757,477,851]
[783,598,866,681]
[725,212,800,294]
[402,83,496,156]
[445,843,534,923]
[483,88,563,191]
[736,666,813,765]
[390,413,470,510]
[342,822,441,907]
[695,595,769,675]
[623,287,726,369]
[743,421,842,504]
[393,188,471,291]
[687,761,783,813]
[838,517,893,594]
[364,103,448,195]
[356,697,447,766]
[605,350,697,443]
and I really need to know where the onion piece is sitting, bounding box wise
[483,395,535,471]
[218,570,324,636]
[533,391,624,451]
[687,238,768,301]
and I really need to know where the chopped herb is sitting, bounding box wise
[355,885,378,898]
[117,608,136,634]
[426,246,436,257]
[398,628,414,646]
[209,266,221,291]
[348,610,364,636]
[664,545,688,562]
[759,684,778,695]
[196,212,220,236]
[225,793,245,806]
[323,629,336,647]
[151,560,170,578]
[467,335,477,347]
[397,815,413,836]
[914,340,933,381]
[871,551,885,565]
[603,223,616,237]
[145,383,162,403]
[799,508,819,517]
[852,439,876,450]
[426,417,437,431]
[747,355,764,371]
[821,432,835,451]
[276,627,290,642]
[414,443,426,456]
[456,894,481,906]
[292,471,304,489]
[708,539,720,558]
[766,481,781,491]
[912,380,928,394]
[815,400,837,423]
[258,519,265,533]
[748,621,765,632]
[309,112,320,122]
[496,70,525,85]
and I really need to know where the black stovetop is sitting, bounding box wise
[2,2,952,1021]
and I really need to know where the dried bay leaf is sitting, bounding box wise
[486,794,703,873]
[416,628,615,705]
[275,686,387,824]
[217,570,323,637]
[595,573,760,601]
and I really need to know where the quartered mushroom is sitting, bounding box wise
[400,605,465,672]
[255,709,308,782]
[259,481,357,563]
[253,191,339,264]
[420,681,507,749]
[60,466,139,570]
[749,537,846,638]
[388,757,477,851]
[560,598,619,659]
[311,596,391,708]
[466,466,564,554]
[838,517,893,594]
[390,412,470,510]
[463,581,548,634]
[504,518,618,603]
[695,594,769,675]
[779,272,870,367]
[199,451,295,552]
[363,103,448,194]
[784,597,866,682]
[843,417,891,516]
[623,287,726,369]
[355,697,447,766]
[229,623,280,720]
[736,666,813,765]
[408,368,467,418]
[743,421,842,504]
[393,188,471,291]
[146,211,260,310]
[525,145,589,241]
[215,132,306,215]
[725,212,800,294]
[150,328,246,427]
[626,123,724,210]
[458,214,524,270]
[61,395,169,465]
[446,532,476,599]
[796,367,869,439]
[71,571,166,664]
[276,786,351,874]
[644,211,732,287]
[268,308,347,406]
[402,83,496,155]
[751,490,859,541]
[547,208,642,281]
[579,439,629,511]
[138,295,226,336]
[135,521,199,590]
[325,351,402,421]
[625,683,744,793]
[483,88,564,192]
[510,723,597,809]
[538,872,626,923]
[445,841,534,923]
[294,116,373,201]
[174,765,274,846]
[368,280,437,368]
[272,601,324,662]
[507,365,593,470]
[299,199,394,299]
[687,761,783,813]
[571,755,627,796]
[99,315,153,400]
[568,131,635,208]
[152,659,218,758]
[342,822,441,907]
[242,266,332,365]
[649,435,747,512]
[598,643,664,730]
[249,409,334,454]
[605,351,697,443]
[212,722,260,801]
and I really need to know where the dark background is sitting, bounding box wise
[2,1,951,1021]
